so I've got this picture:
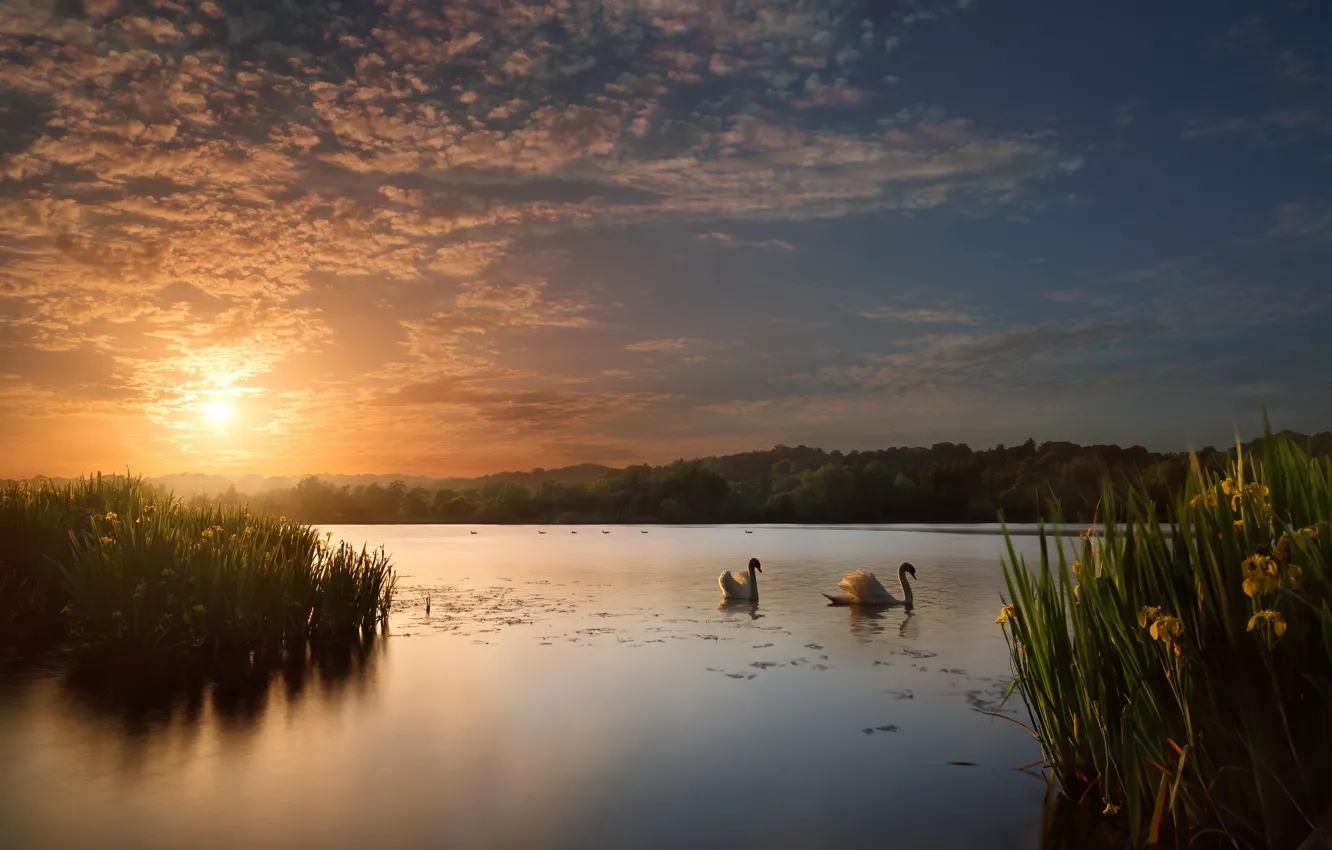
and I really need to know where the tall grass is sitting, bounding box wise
[997,431,1332,848]
[1,474,395,654]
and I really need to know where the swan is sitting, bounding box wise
[719,558,762,600]
[822,563,916,607]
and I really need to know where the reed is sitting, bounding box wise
[0,474,395,654]
[997,431,1332,848]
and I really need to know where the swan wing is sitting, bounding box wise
[838,570,895,603]
[719,570,752,599]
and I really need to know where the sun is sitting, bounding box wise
[202,399,233,425]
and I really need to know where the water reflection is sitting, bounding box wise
[1039,789,1135,850]
[1,526,1055,850]
[57,637,385,739]
[846,604,885,639]
[716,600,762,620]
[845,604,920,642]
[898,609,916,637]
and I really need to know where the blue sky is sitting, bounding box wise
[0,0,1329,476]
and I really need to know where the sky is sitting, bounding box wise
[1,0,1331,477]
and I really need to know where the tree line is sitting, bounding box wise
[188,431,1332,525]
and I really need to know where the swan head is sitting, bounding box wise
[900,562,917,578]
[748,557,762,572]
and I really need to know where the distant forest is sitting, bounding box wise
[180,432,1332,525]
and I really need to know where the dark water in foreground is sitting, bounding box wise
[0,525,1056,850]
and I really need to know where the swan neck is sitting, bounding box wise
[749,565,759,600]
[899,569,913,606]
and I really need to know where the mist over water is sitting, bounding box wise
[1,525,1053,850]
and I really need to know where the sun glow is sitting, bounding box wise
[202,399,233,425]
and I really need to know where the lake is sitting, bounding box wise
[0,524,1064,850]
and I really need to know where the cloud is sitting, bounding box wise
[0,0,1093,475]
[829,320,1148,402]
[858,307,981,324]
[624,337,706,352]
[1112,262,1178,284]
[696,232,796,251]
[1269,202,1332,239]
[1181,117,1254,139]
[1113,100,1140,128]
[792,81,872,109]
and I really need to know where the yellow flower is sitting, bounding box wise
[1242,577,1261,598]
[1137,606,1162,629]
[995,604,1017,625]
[1139,607,1183,643]
[1103,801,1121,816]
[1241,555,1262,578]
[1071,560,1082,575]
[1287,565,1303,591]
[1220,478,1238,497]
[99,535,113,545]
[1247,609,1288,639]
[1233,519,1244,531]
[104,511,117,521]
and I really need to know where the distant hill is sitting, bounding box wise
[50,429,1319,525]
[6,432,1330,516]
[135,463,621,497]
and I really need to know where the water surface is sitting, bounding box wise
[0,525,1053,850]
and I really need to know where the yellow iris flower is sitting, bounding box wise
[1247,609,1287,638]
